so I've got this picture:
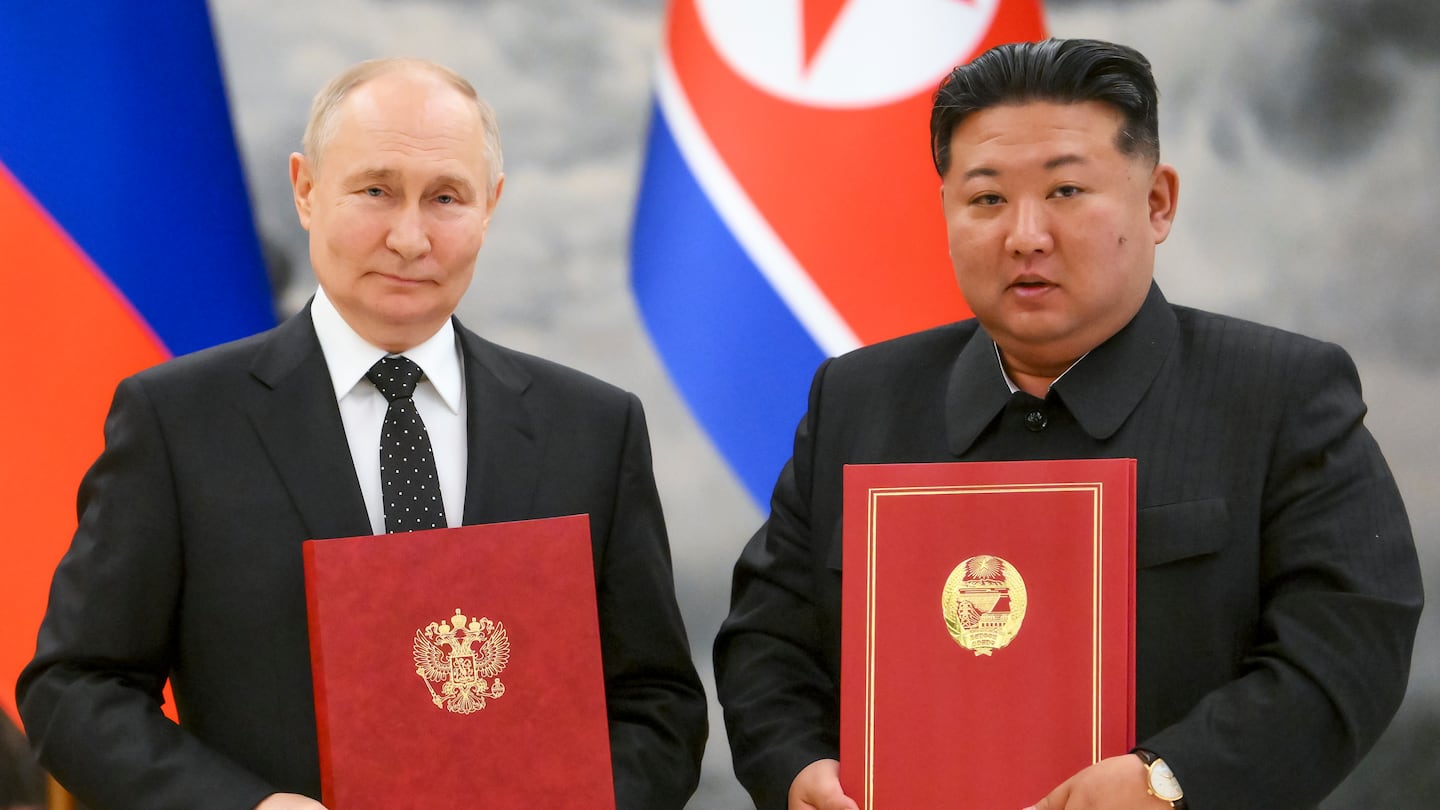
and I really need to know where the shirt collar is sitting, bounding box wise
[994,342,1088,395]
[310,287,464,414]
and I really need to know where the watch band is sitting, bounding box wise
[1132,747,1161,766]
[1132,748,1187,809]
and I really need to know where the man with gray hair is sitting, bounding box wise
[18,58,706,810]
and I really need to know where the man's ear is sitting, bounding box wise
[290,152,314,230]
[1148,162,1180,244]
[486,173,505,222]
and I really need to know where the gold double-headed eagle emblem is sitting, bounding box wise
[413,608,511,714]
[941,555,1027,656]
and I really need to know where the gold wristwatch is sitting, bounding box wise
[1133,748,1186,808]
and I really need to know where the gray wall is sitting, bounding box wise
[210,0,1438,806]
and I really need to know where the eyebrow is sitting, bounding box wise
[1043,154,1087,171]
[430,174,477,197]
[344,168,477,196]
[345,167,398,186]
[960,153,1089,181]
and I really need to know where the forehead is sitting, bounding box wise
[325,71,487,176]
[946,101,1129,176]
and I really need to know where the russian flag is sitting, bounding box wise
[631,0,1047,504]
[0,3,275,725]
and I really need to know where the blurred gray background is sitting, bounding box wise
[209,0,1437,806]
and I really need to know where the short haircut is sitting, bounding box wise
[302,57,504,199]
[930,38,1160,177]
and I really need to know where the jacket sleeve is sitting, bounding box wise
[16,376,275,810]
[1141,341,1423,809]
[597,393,709,810]
[713,360,841,810]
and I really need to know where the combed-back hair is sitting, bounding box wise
[930,38,1160,177]
[302,57,504,200]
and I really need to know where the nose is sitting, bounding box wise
[385,203,431,259]
[1004,198,1053,256]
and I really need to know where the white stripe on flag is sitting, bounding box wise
[653,45,863,358]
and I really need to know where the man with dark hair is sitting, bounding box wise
[18,58,706,810]
[714,38,1421,810]
[929,38,1161,173]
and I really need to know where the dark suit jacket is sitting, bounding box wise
[714,284,1422,810]
[18,307,707,810]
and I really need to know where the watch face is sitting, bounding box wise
[1149,759,1184,802]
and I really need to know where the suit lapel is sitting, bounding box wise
[456,323,540,524]
[247,307,372,540]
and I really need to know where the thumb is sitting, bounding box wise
[815,788,860,810]
[1031,783,1066,810]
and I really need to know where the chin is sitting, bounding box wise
[996,313,1076,341]
[369,299,443,328]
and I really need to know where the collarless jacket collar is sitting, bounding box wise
[945,283,1177,456]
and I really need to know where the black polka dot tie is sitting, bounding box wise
[366,355,447,533]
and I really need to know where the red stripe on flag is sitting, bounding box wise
[671,0,1047,345]
[0,162,169,726]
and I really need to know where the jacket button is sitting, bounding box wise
[1025,410,1048,432]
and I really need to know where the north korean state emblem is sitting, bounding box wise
[941,555,1027,656]
[413,608,510,714]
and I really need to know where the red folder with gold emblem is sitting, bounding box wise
[302,514,615,809]
[840,460,1136,809]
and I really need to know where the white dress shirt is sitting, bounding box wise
[310,288,467,535]
[994,341,1088,395]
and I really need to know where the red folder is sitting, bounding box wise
[303,514,615,809]
[840,460,1136,809]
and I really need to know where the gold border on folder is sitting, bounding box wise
[863,483,1106,808]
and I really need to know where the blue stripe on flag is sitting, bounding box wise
[0,2,273,355]
[631,101,826,504]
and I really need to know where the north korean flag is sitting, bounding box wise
[632,0,1048,502]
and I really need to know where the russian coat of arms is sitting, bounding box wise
[413,608,511,714]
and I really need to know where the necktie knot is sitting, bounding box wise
[367,355,424,402]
